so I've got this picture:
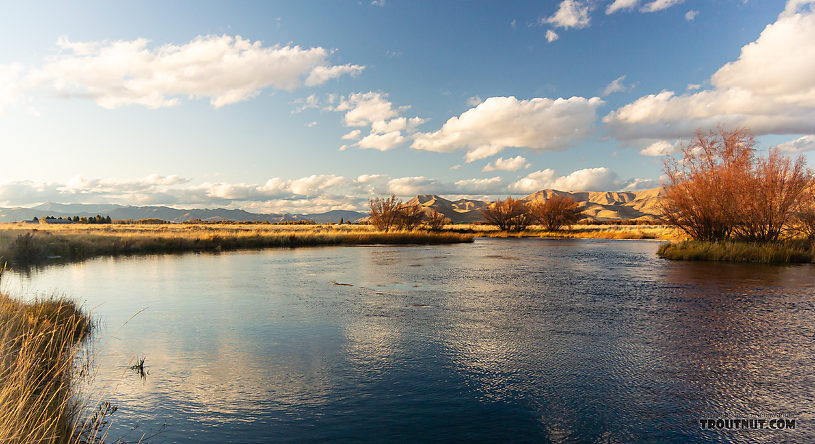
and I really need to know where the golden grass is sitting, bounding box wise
[0,223,474,267]
[447,224,683,240]
[657,239,815,264]
[0,274,102,443]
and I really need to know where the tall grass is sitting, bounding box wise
[0,224,473,267]
[0,269,101,443]
[657,239,815,264]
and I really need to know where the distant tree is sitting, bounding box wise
[396,202,425,230]
[426,209,451,231]
[528,195,583,231]
[339,217,344,224]
[480,197,533,232]
[369,195,402,232]
[32,216,38,222]
[105,215,112,224]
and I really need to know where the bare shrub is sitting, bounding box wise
[425,209,451,231]
[528,195,583,231]
[480,197,533,232]
[369,195,402,232]
[396,203,426,230]
[661,128,755,241]
[661,127,813,242]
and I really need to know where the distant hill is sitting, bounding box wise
[0,203,367,224]
[0,188,665,224]
[407,188,665,223]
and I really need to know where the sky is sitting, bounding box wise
[1,0,814,213]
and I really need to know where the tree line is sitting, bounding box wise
[368,194,583,232]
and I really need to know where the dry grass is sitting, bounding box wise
[0,270,103,443]
[657,239,815,264]
[448,224,683,240]
[0,223,473,267]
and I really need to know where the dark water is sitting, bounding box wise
[5,238,815,443]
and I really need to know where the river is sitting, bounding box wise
[4,238,814,442]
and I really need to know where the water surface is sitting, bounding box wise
[5,239,814,442]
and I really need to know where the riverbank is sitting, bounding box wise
[0,223,474,267]
[451,224,681,240]
[657,239,815,264]
[0,286,95,442]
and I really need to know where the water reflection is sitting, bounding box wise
[4,239,814,442]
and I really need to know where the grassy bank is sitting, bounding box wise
[450,224,681,240]
[0,284,97,442]
[657,239,815,264]
[0,223,473,267]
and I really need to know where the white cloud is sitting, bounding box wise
[602,75,630,96]
[544,0,592,29]
[0,63,24,112]
[412,96,603,162]
[482,156,531,172]
[685,10,699,21]
[466,96,483,106]
[606,0,639,15]
[686,83,701,91]
[605,2,815,141]
[641,0,684,13]
[777,135,815,153]
[306,121,317,127]
[639,140,680,156]
[335,91,399,127]
[332,91,424,152]
[341,129,362,140]
[357,131,406,151]
[546,30,560,43]
[606,0,686,14]
[20,35,363,109]
[510,167,622,193]
[304,64,364,86]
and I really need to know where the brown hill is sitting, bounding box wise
[407,188,665,223]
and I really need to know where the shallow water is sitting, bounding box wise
[5,238,814,442]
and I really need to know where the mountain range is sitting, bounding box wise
[0,188,665,224]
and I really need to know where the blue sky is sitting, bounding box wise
[1,0,813,213]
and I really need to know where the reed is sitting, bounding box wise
[657,239,815,264]
[0,276,101,443]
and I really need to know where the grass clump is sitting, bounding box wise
[657,239,815,264]
[0,272,101,443]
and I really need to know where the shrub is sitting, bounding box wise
[426,209,451,231]
[479,197,534,232]
[369,195,402,232]
[661,127,813,242]
[528,195,582,231]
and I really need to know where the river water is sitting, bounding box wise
[4,238,814,442]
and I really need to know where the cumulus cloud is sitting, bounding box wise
[482,156,531,172]
[358,131,406,151]
[331,91,424,151]
[606,0,685,14]
[605,1,815,142]
[606,0,639,14]
[544,0,592,29]
[602,75,630,96]
[639,139,681,156]
[341,129,362,140]
[0,63,24,112]
[685,10,699,21]
[777,135,815,153]
[546,30,560,43]
[641,0,684,13]
[412,96,603,162]
[509,167,621,193]
[12,35,363,109]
